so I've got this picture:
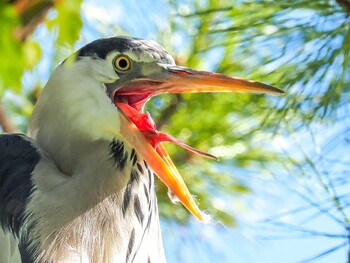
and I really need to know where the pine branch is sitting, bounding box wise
[336,0,350,14]
[12,0,54,41]
[0,104,15,132]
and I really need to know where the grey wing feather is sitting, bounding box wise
[0,133,41,263]
[0,133,40,236]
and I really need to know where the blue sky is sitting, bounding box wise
[24,0,349,262]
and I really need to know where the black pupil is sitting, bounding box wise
[118,58,128,69]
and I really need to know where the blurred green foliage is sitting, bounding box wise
[47,0,83,44]
[0,0,82,94]
[0,3,41,93]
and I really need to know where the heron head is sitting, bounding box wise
[51,36,283,221]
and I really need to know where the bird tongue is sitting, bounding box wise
[116,102,217,160]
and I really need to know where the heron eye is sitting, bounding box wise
[114,55,132,71]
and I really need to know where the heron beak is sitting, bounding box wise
[119,112,207,220]
[114,64,284,221]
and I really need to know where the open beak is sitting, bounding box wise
[113,63,284,221]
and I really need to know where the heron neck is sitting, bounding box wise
[25,134,166,262]
[26,59,167,262]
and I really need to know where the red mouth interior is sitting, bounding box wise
[114,91,217,160]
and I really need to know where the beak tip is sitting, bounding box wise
[198,211,213,223]
[271,86,285,95]
[261,84,285,95]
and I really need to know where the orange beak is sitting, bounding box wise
[113,63,284,221]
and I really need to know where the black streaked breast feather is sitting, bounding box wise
[133,195,144,224]
[126,228,135,262]
[109,139,128,170]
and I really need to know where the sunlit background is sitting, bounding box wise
[1,0,350,262]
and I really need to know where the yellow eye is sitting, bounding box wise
[114,55,132,71]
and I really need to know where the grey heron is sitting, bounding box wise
[0,36,283,263]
